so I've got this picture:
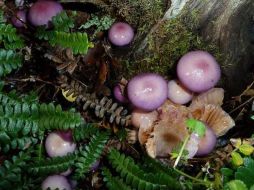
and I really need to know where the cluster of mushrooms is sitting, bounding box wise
[115,51,235,159]
[10,0,235,189]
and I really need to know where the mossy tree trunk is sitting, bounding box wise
[133,0,254,95]
[183,0,254,95]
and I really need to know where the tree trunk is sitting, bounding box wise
[183,0,254,95]
[135,0,254,95]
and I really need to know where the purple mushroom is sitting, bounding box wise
[177,51,221,92]
[127,73,168,111]
[28,0,63,27]
[108,22,134,46]
[41,175,72,190]
[196,126,217,156]
[45,131,76,158]
[113,84,128,103]
[11,10,27,28]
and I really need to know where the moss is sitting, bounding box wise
[105,0,166,39]
[122,14,223,79]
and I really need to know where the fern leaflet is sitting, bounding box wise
[102,167,132,190]
[0,24,25,49]
[0,49,23,77]
[29,154,76,176]
[38,103,84,131]
[49,31,93,54]
[0,150,31,189]
[108,149,181,190]
[52,11,75,32]
[72,123,98,142]
[74,131,109,179]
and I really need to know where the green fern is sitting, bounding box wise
[72,123,98,142]
[52,11,75,32]
[29,154,76,176]
[0,10,5,23]
[0,49,23,77]
[49,31,93,54]
[3,136,38,153]
[0,150,31,189]
[141,156,179,178]
[38,103,84,131]
[0,90,38,105]
[108,149,181,190]
[74,131,109,179]
[0,103,39,152]
[0,24,25,49]
[35,27,54,40]
[102,167,132,190]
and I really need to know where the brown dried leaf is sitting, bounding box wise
[190,88,224,109]
[191,104,235,136]
[94,61,108,92]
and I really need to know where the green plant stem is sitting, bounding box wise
[174,168,213,187]
[173,134,190,168]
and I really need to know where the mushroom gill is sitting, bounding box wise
[190,88,224,109]
[144,100,189,157]
[190,104,235,137]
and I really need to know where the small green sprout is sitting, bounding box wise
[173,119,206,168]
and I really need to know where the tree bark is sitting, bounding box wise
[183,0,254,95]
[135,0,254,95]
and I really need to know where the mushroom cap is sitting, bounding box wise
[45,131,76,157]
[167,80,193,104]
[108,22,134,46]
[28,1,63,27]
[41,175,72,190]
[177,51,221,92]
[127,73,168,111]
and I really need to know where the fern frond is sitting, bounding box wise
[4,39,25,50]
[29,154,76,176]
[102,167,132,190]
[2,136,38,153]
[49,31,93,54]
[0,103,39,152]
[142,156,179,178]
[108,149,181,190]
[38,103,84,130]
[72,123,98,142]
[35,27,54,40]
[0,150,31,189]
[0,49,23,77]
[0,10,5,23]
[0,90,38,105]
[74,131,109,179]
[52,11,75,32]
[0,24,25,49]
